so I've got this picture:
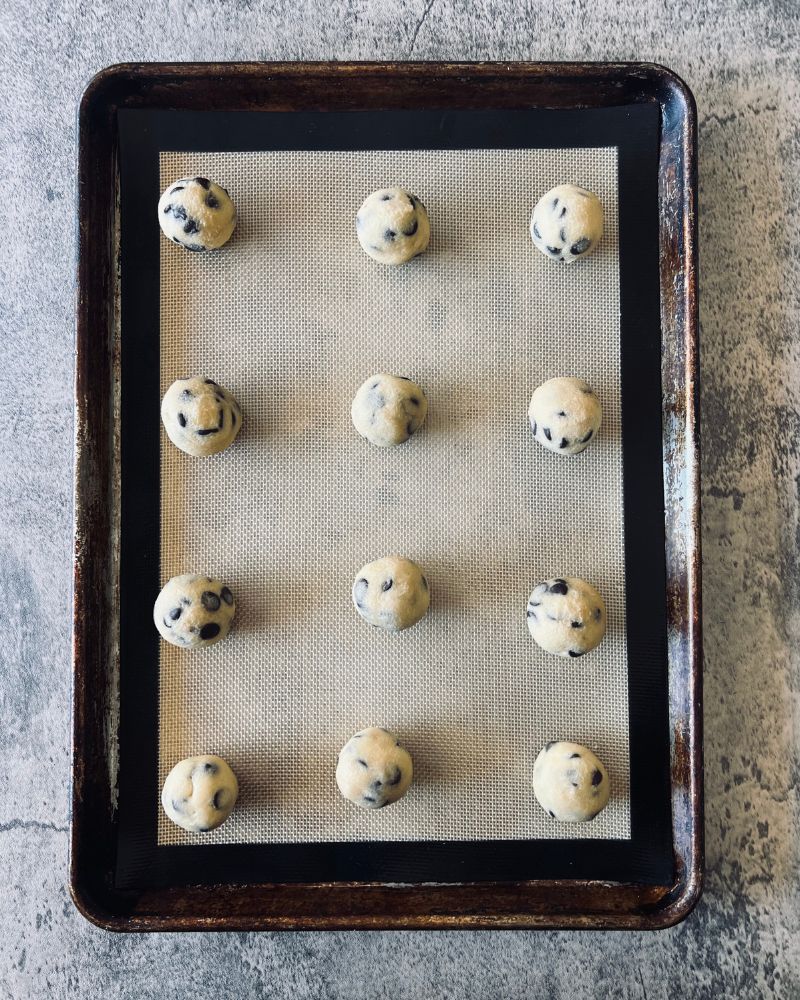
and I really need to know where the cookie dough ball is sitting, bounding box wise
[161,376,242,457]
[528,377,601,455]
[351,373,428,447]
[352,556,430,632]
[530,184,603,263]
[157,176,236,252]
[356,187,430,265]
[161,755,239,833]
[336,727,413,809]
[154,573,236,649]
[527,577,606,658]
[532,740,610,822]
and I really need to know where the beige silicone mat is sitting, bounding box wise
[157,146,630,845]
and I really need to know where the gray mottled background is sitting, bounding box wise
[1,0,798,997]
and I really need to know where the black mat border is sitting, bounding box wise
[115,105,673,890]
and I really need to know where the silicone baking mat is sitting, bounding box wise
[156,145,629,846]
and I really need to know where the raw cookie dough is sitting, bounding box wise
[336,727,413,809]
[351,373,428,447]
[529,183,603,263]
[161,754,239,833]
[532,740,610,822]
[154,573,236,649]
[161,376,242,457]
[526,577,606,658]
[356,187,431,265]
[528,377,602,455]
[157,176,236,252]
[352,556,430,632]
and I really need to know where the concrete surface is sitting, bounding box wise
[1,1,799,997]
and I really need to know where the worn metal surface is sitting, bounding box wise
[1,0,798,994]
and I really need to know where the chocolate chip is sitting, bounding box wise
[388,768,402,785]
[206,192,220,209]
[406,421,414,437]
[202,762,218,774]
[194,177,211,189]
[408,397,419,405]
[543,427,552,441]
[592,769,603,786]
[213,790,226,809]
[363,795,376,803]
[552,198,559,209]
[581,429,594,443]
[181,389,193,400]
[559,438,568,449]
[385,229,396,241]
[549,581,568,595]
[170,204,188,221]
[527,609,537,619]
[357,758,368,768]
[231,411,237,426]
[221,587,234,606]
[183,243,205,252]
[201,591,221,611]
[560,206,567,218]
[407,194,415,207]
[170,185,185,194]
[169,607,182,621]
[533,221,542,239]
[196,428,219,436]
[531,420,537,435]
[183,219,200,235]
[382,579,393,592]
[162,616,175,630]
[571,621,583,629]
[178,412,187,427]
[546,245,561,256]
[163,203,172,214]
[548,810,556,818]
[200,622,221,640]
[594,608,602,621]
[569,753,581,758]
[218,409,224,428]
[380,193,393,201]
[403,220,418,236]
[205,379,218,385]
[571,782,579,787]
[557,410,566,417]
[571,237,591,255]
[568,650,584,658]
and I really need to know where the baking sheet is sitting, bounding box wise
[157,146,630,845]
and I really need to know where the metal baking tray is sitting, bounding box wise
[72,61,701,930]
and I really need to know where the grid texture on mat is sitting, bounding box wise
[157,147,630,845]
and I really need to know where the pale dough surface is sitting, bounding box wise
[356,187,431,264]
[526,577,606,658]
[351,373,428,447]
[161,754,239,833]
[352,555,430,631]
[157,176,237,252]
[336,728,413,809]
[161,376,242,457]
[532,740,610,823]
[154,573,236,649]
[529,183,603,263]
[528,377,602,456]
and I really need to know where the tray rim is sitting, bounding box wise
[72,60,702,932]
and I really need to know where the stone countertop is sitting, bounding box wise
[1,2,798,997]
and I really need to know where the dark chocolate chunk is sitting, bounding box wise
[382,579,393,592]
[231,411,237,426]
[591,769,603,786]
[201,591,221,612]
[533,221,542,239]
[199,622,221,640]
[218,409,225,428]
[220,587,234,606]
[571,621,583,629]
[203,762,218,774]
[543,427,552,441]
[169,607,182,621]
[385,229,397,241]
[196,427,219,436]
[549,580,568,596]
[194,177,211,189]
[546,245,561,256]
[212,790,226,809]
[572,782,579,787]
[163,203,172,214]
[559,438,568,449]
[178,412,187,427]
[568,649,584,658]
[548,810,556,818]
[205,379,218,385]
[388,768,402,786]
[206,192,220,209]
[571,237,591,255]
[560,206,567,218]
[557,410,566,417]
[569,753,581,758]
[170,204,188,221]
[581,429,594,443]
[183,218,201,235]
[403,220,418,237]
